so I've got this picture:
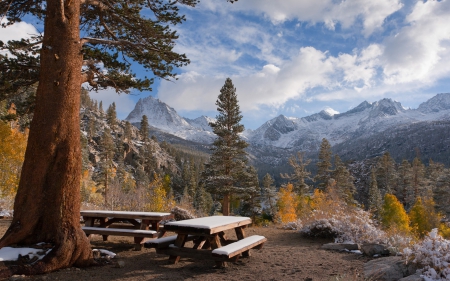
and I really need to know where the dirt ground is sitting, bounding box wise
[0,219,372,281]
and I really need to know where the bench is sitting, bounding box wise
[143,235,196,249]
[211,235,267,261]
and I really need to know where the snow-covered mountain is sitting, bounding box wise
[125,96,216,143]
[244,94,450,150]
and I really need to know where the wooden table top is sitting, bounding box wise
[164,216,251,235]
[80,210,173,220]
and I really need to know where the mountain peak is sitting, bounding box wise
[418,93,450,113]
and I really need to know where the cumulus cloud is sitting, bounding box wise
[0,20,39,43]
[201,0,403,37]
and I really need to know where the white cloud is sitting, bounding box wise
[0,19,38,43]
[381,0,450,85]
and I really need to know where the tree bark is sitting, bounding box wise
[223,193,230,216]
[0,0,93,275]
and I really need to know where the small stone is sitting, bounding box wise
[114,260,125,268]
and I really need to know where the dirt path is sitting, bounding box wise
[0,219,370,281]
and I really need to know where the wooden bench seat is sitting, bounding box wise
[143,235,196,249]
[211,235,267,261]
[82,226,158,238]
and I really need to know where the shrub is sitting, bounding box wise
[403,228,450,280]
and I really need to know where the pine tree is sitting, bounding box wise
[140,115,150,142]
[411,157,428,199]
[262,173,278,219]
[368,168,383,219]
[238,166,261,221]
[397,159,414,209]
[315,138,333,190]
[332,155,355,204]
[100,127,116,205]
[281,151,311,195]
[124,121,133,142]
[201,78,250,216]
[106,102,117,130]
[376,152,397,195]
[409,197,441,238]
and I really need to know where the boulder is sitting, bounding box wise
[364,256,418,281]
[360,243,390,256]
[322,243,359,251]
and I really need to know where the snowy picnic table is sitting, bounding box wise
[148,216,266,267]
[81,210,173,250]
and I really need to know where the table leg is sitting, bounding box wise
[99,218,109,241]
[169,234,188,264]
[209,234,226,267]
[235,227,250,257]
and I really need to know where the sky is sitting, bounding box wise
[1,0,450,129]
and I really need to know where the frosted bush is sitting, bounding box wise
[282,220,302,230]
[299,207,387,244]
[403,229,450,281]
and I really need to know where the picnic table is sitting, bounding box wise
[145,216,267,267]
[81,210,173,250]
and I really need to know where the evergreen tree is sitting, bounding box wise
[140,115,150,142]
[315,138,333,190]
[281,151,311,195]
[368,168,383,219]
[409,197,441,238]
[411,157,429,199]
[238,166,261,221]
[124,121,133,142]
[332,155,355,204]
[262,173,278,219]
[99,101,104,114]
[87,117,96,138]
[376,152,397,195]
[106,102,117,130]
[201,78,250,216]
[397,159,414,209]
[100,127,116,205]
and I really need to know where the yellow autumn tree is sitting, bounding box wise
[409,197,441,238]
[381,193,411,233]
[0,122,27,198]
[146,173,175,212]
[276,183,298,223]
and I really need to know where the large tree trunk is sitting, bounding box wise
[222,193,230,216]
[0,0,93,275]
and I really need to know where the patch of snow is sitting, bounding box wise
[0,246,52,262]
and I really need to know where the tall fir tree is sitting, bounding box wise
[281,151,311,195]
[123,121,133,142]
[100,127,116,205]
[332,155,356,204]
[376,152,397,195]
[315,138,333,190]
[368,168,383,219]
[262,173,278,219]
[106,102,117,130]
[397,159,414,210]
[140,115,150,142]
[201,78,250,216]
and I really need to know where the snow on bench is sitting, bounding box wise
[82,226,158,238]
[143,235,196,249]
[211,235,267,260]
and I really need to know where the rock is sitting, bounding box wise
[398,273,424,281]
[360,243,390,256]
[114,260,125,268]
[364,256,418,281]
[321,243,359,251]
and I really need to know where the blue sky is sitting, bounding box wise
[2,0,450,129]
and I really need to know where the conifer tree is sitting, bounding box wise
[238,166,261,221]
[106,102,117,130]
[201,78,249,216]
[376,152,397,195]
[368,168,383,219]
[411,157,428,199]
[397,159,414,209]
[281,152,311,195]
[140,115,150,142]
[315,138,333,190]
[409,197,441,238]
[332,155,355,204]
[124,121,133,142]
[100,127,116,205]
[262,173,278,219]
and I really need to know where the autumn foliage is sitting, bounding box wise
[0,122,27,198]
[381,193,411,233]
[276,183,298,223]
